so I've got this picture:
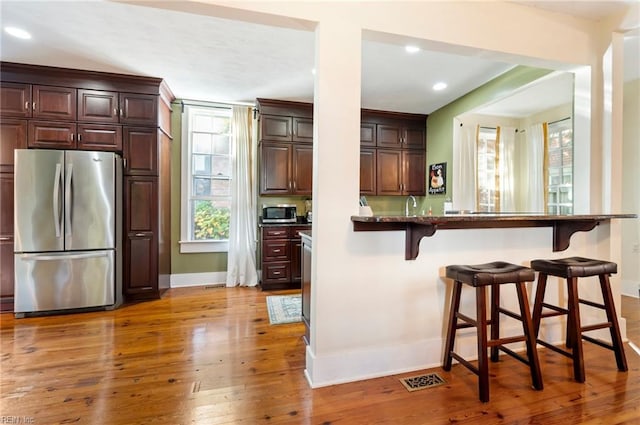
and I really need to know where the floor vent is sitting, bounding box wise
[400,372,447,392]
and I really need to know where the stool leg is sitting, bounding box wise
[599,274,628,372]
[476,285,489,402]
[443,281,463,371]
[490,284,500,362]
[566,277,585,382]
[515,281,543,391]
[532,273,548,338]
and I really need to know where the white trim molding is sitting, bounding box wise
[170,272,227,288]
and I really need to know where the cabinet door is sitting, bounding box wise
[124,177,158,297]
[119,93,157,126]
[403,151,426,195]
[292,117,313,143]
[377,125,402,148]
[33,85,77,120]
[376,150,402,195]
[359,148,376,195]
[290,238,302,284]
[360,122,376,147]
[0,173,14,310]
[78,89,119,123]
[301,241,311,344]
[260,143,291,194]
[28,121,77,149]
[78,124,123,152]
[292,145,312,195]
[0,119,27,172]
[1,82,31,118]
[260,115,292,142]
[124,127,157,175]
[404,127,426,149]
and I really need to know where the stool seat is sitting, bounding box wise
[447,262,535,286]
[531,257,617,278]
[443,261,542,402]
[531,256,627,383]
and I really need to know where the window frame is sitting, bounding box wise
[546,117,573,215]
[179,102,233,253]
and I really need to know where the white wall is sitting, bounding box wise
[149,0,635,386]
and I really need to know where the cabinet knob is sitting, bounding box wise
[32,102,36,111]
[0,237,11,241]
[77,133,82,142]
[135,233,145,237]
[273,271,281,275]
[273,249,281,253]
[25,101,29,110]
[70,133,74,142]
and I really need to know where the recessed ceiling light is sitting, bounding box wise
[311,68,316,75]
[432,82,448,91]
[405,45,420,54]
[4,26,31,40]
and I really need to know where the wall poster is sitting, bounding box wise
[428,162,446,194]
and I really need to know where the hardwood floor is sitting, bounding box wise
[1,288,638,424]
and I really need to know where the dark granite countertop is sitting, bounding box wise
[259,217,311,227]
[351,213,637,260]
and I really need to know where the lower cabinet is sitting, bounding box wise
[0,172,14,311]
[301,232,312,345]
[260,224,310,290]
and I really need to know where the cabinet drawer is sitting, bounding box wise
[263,227,289,239]
[289,225,310,239]
[78,124,122,151]
[262,262,290,282]
[28,121,76,149]
[263,240,289,261]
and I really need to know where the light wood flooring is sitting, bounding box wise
[1,287,638,424]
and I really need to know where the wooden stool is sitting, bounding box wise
[443,262,543,402]
[531,257,628,383]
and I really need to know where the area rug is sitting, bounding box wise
[266,294,302,325]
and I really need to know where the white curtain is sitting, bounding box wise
[525,123,545,213]
[226,106,258,287]
[453,119,477,211]
[499,126,516,212]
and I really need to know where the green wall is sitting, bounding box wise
[170,100,228,274]
[425,65,553,213]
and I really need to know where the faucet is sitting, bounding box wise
[405,195,417,216]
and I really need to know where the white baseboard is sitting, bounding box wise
[159,274,170,289]
[622,279,640,298]
[170,272,227,288]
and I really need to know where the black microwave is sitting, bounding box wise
[262,204,297,223]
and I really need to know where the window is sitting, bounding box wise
[477,127,499,212]
[180,103,233,253]
[546,118,573,214]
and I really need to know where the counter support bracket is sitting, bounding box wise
[552,220,599,252]
[406,223,437,260]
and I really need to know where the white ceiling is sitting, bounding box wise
[1,1,637,115]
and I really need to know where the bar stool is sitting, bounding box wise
[443,262,543,402]
[530,257,628,383]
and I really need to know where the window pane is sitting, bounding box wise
[213,116,230,133]
[193,178,211,196]
[192,200,230,241]
[213,135,230,154]
[211,155,231,176]
[192,133,212,154]
[212,178,231,196]
[193,114,214,132]
[192,154,211,175]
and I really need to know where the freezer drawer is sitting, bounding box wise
[14,250,115,313]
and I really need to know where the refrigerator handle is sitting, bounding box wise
[20,252,109,261]
[65,163,73,237]
[53,163,62,238]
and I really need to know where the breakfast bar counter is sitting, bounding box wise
[351,214,636,260]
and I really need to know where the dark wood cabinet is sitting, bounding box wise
[78,123,123,151]
[359,148,376,195]
[28,120,77,149]
[292,145,312,194]
[78,89,119,123]
[376,150,425,196]
[33,85,77,121]
[301,232,312,345]
[1,62,174,308]
[361,109,427,196]
[258,99,314,196]
[0,119,27,172]
[124,127,157,175]
[0,172,14,311]
[0,83,31,118]
[120,93,157,126]
[124,176,159,297]
[260,224,310,290]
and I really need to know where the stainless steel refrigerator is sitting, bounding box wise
[14,149,122,316]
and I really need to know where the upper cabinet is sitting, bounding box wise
[258,98,314,196]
